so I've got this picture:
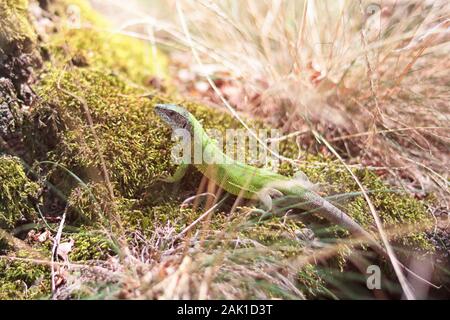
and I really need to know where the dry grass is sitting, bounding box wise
[47,201,444,300]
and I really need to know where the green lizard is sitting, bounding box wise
[154,104,436,297]
[154,104,388,250]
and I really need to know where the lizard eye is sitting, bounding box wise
[365,3,381,17]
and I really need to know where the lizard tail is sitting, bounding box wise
[295,191,440,291]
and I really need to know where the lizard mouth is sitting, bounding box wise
[154,105,171,124]
[155,104,192,132]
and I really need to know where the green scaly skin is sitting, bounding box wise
[154,104,388,257]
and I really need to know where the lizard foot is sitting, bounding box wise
[257,188,284,212]
[293,170,319,192]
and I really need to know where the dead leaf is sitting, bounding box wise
[57,238,75,262]
[38,230,51,243]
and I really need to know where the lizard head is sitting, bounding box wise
[155,104,192,132]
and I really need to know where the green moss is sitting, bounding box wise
[49,28,167,86]
[33,68,173,198]
[294,155,433,251]
[48,0,168,85]
[120,202,199,235]
[239,214,305,247]
[297,264,335,299]
[0,156,39,229]
[0,251,50,300]
[68,231,113,261]
[0,0,35,53]
[66,182,104,224]
[66,179,202,238]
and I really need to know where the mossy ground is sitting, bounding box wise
[297,156,434,252]
[0,249,50,300]
[0,0,437,299]
[0,156,39,229]
[0,0,35,53]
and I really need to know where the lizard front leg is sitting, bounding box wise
[159,163,189,183]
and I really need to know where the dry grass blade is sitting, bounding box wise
[315,130,417,299]
[51,208,66,297]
